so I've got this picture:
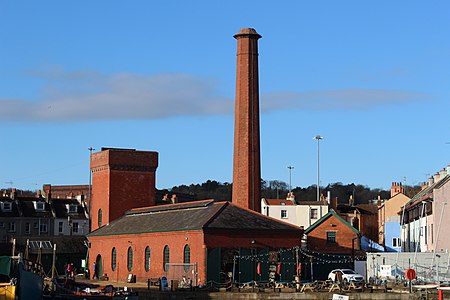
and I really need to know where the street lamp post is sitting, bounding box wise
[88,147,95,231]
[313,135,323,202]
[287,166,294,192]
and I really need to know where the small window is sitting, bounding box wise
[163,245,170,272]
[58,222,63,233]
[35,202,45,211]
[392,237,401,248]
[111,248,117,271]
[72,222,79,233]
[280,202,286,205]
[1,202,12,212]
[33,222,38,229]
[0,222,4,228]
[98,209,103,227]
[310,208,318,219]
[326,231,336,243]
[145,246,151,272]
[183,245,190,272]
[8,222,15,232]
[68,204,78,213]
[39,224,48,233]
[281,210,288,219]
[25,223,30,234]
[127,246,133,272]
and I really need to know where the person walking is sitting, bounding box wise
[93,262,98,280]
[66,263,72,279]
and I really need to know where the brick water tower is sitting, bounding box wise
[232,28,262,213]
[90,148,158,231]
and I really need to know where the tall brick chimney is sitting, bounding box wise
[232,28,262,213]
[90,148,158,231]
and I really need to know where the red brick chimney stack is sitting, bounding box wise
[232,28,262,213]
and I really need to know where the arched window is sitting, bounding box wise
[111,248,116,271]
[127,246,133,272]
[144,246,151,272]
[183,244,190,272]
[163,245,170,272]
[98,209,103,227]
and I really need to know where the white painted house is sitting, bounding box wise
[261,193,329,229]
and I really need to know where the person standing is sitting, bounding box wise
[93,262,98,280]
[66,263,72,279]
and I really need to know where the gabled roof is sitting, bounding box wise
[89,200,303,237]
[405,175,450,210]
[337,204,374,215]
[296,201,328,206]
[16,197,53,218]
[263,199,294,206]
[304,209,360,235]
[52,198,87,220]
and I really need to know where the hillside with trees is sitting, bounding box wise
[169,180,423,204]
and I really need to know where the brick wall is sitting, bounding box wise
[307,214,358,254]
[89,230,205,283]
[90,148,158,231]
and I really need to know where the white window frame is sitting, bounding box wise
[8,222,16,233]
[39,223,48,233]
[72,222,79,233]
[1,202,12,212]
[35,202,45,211]
[392,237,401,248]
[310,208,318,219]
[281,210,288,219]
[25,222,31,234]
[68,204,78,213]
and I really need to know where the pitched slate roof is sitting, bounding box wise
[0,197,20,217]
[89,200,302,237]
[405,174,450,209]
[205,203,301,231]
[52,198,87,220]
[263,199,294,206]
[337,204,375,215]
[17,197,53,218]
[304,209,360,235]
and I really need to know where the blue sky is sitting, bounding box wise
[1,1,449,192]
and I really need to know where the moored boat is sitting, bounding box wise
[0,255,43,300]
[45,277,138,300]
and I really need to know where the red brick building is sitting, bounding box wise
[305,210,360,255]
[87,28,305,285]
[88,200,302,284]
[90,148,158,231]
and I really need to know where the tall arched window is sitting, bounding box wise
[144,246,151,272]
[98,209,103,227]
[127,246,133,271]
[183,244,190,272]
[111,248,116,271]
[163,245,170,272]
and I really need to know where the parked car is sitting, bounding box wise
[328,269,364,282]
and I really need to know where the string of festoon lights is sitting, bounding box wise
[233,246,367,265]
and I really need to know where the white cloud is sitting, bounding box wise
[1,69,234,121]
[262,89,427,111]
[0,68,427,122]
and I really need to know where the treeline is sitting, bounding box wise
[170,180,423,204]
